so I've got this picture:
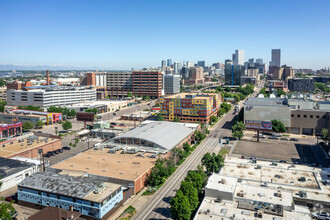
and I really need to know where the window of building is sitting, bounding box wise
[310,115,313,118]
[322,115,326,119]
[47,193,50,197]
[303,115,307,118]
[291,114,294,117]
[316,115,320,118]
[297,115,300,118]
[57,195,60,199]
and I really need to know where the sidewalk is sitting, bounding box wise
[109,188,152,220]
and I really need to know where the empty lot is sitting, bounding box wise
[232,140,300,162]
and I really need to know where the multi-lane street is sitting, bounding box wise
[132,106,238,220]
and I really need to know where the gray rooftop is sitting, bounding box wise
[0,157,34,179]
[245,97,287,106]
[110,121,195,150]
[18,172,103,199]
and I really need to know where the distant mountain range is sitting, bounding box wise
[0,64,121,71]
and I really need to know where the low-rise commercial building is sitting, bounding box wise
[0,157,37,192]
[0,113,47,126]
[9,109,62,125]
[0,122,22,139]
[160,93,221,123]
[195,156,330,220]
[27,206,84,220]
[0,134,61,159]
[7,85,96,108]
[244,97,330,135]
[18,172,123,220]
[52,121,197,194]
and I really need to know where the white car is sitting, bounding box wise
[312,212,330,220]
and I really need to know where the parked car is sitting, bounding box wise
[280,160,287,163]
[62,146,71,150]
[290,138,298,141]
[253,134,266,138]
[280,137,289,141]
[268,136,279,140]
[272,133,282,137]
[119,123,125,126]
[110,122,117,126]
[48,151,56,156]
[58,148,63,153]
[43,153,50,158]
[312,212,330,219]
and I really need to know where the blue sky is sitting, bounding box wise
[1,0,330,70]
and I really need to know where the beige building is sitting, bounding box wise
[183,67,204,85]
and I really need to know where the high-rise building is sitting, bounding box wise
[181,66,189,79]
[225,59,232,65]
[225,63,245,85]
[233,49,245,65]
[196,61,206,68]
[161,60,166,71]
[167,59,173,67]
[255,58,263,65]
[248,58,254,67]
[174,62,183,75]
[186,62,195,68]
[164,75,180,94]
[271,49,281,67]
[288,78,315,93]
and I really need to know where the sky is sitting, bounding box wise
[1,0,330,70]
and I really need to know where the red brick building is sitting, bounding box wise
[132,70,163,98]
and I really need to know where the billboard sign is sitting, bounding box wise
[245,120,272,130]
[76,112,95,122]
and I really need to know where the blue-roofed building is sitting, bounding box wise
[18,172,123,220]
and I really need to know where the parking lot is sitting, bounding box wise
[232,140,300,162]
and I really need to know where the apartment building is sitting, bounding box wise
[132,70,163,98]
[7,86,96,108]
[159,93,221,123]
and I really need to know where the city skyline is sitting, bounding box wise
[1,0,330,70]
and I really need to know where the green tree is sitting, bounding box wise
[127,91,132,97]
[22,121,34,130]
[210,115,217,124]
[170,190,192,220]
[277,89,286,96]
[221,102,232,112]
[62,120,72,131]
[154,103,161,107]
[321,128,328,144]
[179,181,199,210]
[0,101,6,113]
[217,108,227,117]
[173,116,181,122]
[36,120,44,128]
[232,121,245,133]
[143,95,150,100]
[0,199,16,220]
[18,105,43,111]
[183,142,190,153]
[202,152,224,175]
[85,108,98,114]
[0,78,5,87]
[157,114,164,121]
[185,171,203,193]
[232,130,244,140]
[271,119,286,133]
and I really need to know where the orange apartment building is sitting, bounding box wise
[159,92,222,123]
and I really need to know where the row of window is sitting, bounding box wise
[291,114,326,119]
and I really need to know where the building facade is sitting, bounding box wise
[0,113,47,126]
[106,72,133,97]
[271,49,281,67]
[159,93,221,123]
[18,172,123,220]
[7,86,97,108]
[164,75,180,94]
[225,64,245,85]
[132,71,163,98]
[288,78,315,92]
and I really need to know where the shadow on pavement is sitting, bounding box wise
[162,196,171,204]
[153,207,171,219]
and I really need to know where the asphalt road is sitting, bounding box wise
[132,106,238,220]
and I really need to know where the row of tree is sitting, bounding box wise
[170,167,207,220]
[170,151,225,220]
[21,120,72,132]
[47,106,76,117]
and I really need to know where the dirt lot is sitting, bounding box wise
[232,140,300,162]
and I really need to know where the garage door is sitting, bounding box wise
[290,127,300,134]
[302,128,313,135]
